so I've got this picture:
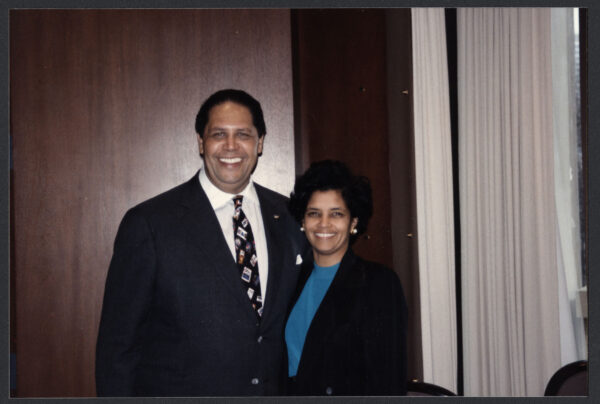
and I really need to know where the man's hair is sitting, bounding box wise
[195,89,267,138]
[289,160,373,242]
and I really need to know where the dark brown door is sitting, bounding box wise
[291,8,421,381]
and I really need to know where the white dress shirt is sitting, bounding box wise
[199,169,269,300]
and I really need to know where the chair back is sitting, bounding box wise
[407,380,457,396]
[544,360,588,396]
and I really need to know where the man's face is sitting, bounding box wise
[198,101,264,194]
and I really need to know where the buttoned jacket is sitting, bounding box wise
[96,173,305,396]
[285,249,408,396]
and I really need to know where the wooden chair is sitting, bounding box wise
[544,360,588,396]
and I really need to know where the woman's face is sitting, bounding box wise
[303,190,358,267]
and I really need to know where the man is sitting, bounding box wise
[96,89,305,396]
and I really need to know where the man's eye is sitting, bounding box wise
[237,132,251,138]
[211,132,225,138]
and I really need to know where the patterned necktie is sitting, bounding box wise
[232,195,263,318]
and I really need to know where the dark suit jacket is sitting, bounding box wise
[95,173,305,396]
[285,249,408,396]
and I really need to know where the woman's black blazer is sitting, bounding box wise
[285,248,408,396]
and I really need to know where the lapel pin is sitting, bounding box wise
[273,214,280,220]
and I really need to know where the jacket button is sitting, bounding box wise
[325,386,333,395]
[251,378,260,385]
[257,335,263,343]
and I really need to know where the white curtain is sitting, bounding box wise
[458,8,561,396]
[550,8,587,365]
[411,8,457,394]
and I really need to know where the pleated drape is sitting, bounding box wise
[411,8,458,393]
[457,8,561,396]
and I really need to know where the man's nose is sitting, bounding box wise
[224,133,237,149]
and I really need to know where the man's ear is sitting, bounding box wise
[197,134,204,156]
[257,135,265,156]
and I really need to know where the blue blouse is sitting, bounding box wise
[285,262,340,377]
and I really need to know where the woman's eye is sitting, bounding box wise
[306,211,319,217]
[331,211,344,217]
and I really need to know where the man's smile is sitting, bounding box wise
[219,157,243,164]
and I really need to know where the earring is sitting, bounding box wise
[300,226,305,232]
[351,228,358,235]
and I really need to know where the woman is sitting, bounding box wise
[285,160,408,396]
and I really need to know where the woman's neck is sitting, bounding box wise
[313,249,346,268]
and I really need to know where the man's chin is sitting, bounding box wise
[216,177,251,194]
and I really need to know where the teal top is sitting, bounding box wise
[284,262,340,377]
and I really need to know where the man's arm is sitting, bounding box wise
[95,208,157,396]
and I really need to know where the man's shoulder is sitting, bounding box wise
[253,182,304,241]
[253,182,289,206]
[128,175,199,216]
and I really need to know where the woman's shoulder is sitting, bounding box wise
[350,254,407,310]
[350,254,401,284]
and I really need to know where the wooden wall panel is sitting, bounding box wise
[10,9,294,397]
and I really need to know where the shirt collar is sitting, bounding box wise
[199,168,258,210]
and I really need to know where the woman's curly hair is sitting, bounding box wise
[289,160,373,242]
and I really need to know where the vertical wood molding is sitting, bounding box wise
[385,8,422,383]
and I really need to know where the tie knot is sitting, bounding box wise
[233,195,243,207]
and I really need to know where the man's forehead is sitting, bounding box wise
[205,104,254,128]
[209,101,251,115]
[207,124,255,130]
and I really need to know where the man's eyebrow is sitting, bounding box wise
[208,126,253,132]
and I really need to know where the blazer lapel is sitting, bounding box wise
[291,255,315,308]
[178,173,257,316]
[295,249,360,373]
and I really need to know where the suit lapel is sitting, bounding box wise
[255,185,287,325]
[178,174,257,316]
